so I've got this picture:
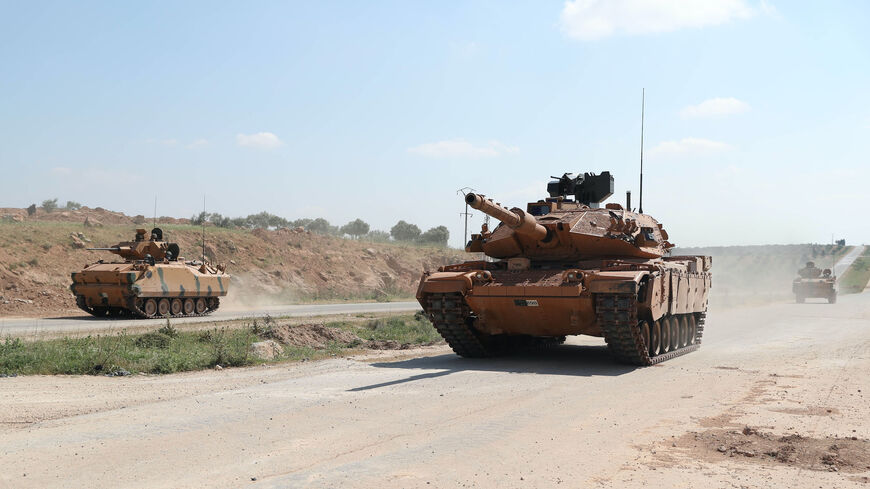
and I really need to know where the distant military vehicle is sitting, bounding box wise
[793,261,836,304]
[416,171,712,366]
[71,228,230,318]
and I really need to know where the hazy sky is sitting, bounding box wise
[1,1,868,248]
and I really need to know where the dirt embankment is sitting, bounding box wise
[0,208,464,317]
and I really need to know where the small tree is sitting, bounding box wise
[417,226,450,247]
[65,201,82,210]
[341,219,370,239]
[306,218,332,234]
[365,230,390,242]
[390,220,421,242]
[291,218,313,229]
[41,198,58,213]
[26,204,37,216]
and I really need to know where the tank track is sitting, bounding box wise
[75,295,219,320]
[596,293,703,366]
[425,293,564,358]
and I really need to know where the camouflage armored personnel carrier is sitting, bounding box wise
[793,261,836,304]
[71,228,230,318]
[416,172,712,365]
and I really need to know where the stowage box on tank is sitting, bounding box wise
[416,172,713,365]
[70,228,230,318]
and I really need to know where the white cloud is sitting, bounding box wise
[560,0,758,40]
[649,138,732,156]
[186,139,209,149]
[681,97,750,118]
[236,132,284,150]
[407,139,519,159]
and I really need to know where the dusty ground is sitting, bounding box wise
[1,291,868,488]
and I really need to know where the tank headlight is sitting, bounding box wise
[563,270,583,283]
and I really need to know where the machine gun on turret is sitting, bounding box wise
[87,228,179,262]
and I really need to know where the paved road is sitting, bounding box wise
[835,245,867,278]
[2,292,869,488]
[0,301,422,337]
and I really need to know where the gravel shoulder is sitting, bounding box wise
[1,293,869,488]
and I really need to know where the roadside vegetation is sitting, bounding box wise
[0,314,440,376]
[840,247,870,294]
[189,210,450,247]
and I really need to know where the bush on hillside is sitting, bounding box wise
[390,220,421,242]
[41,199,58,213]
[417,226,450,247]
[364,230,390,242]
[340,219,370,239]
[306,218,332,234]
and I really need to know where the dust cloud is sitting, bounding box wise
[675,244,844,310]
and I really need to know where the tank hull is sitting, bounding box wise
[793,279,836,304]
[70,261,230,318]
[417,256,711,365]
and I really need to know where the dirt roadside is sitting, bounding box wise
[1,293,869,488]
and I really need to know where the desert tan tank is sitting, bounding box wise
[793,261,836,304]
[70,228,230,318]
[416,172,712,365]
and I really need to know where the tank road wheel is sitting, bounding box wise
[143,298,158,317]
[157,298,170,317]
[195,298,207,314]
[183,298,195,316]
[668,316,680,351]
[686,315,697,345]
[658,318,670,354]
[649,320,662,357]
[639,320,651,354]
[678,315,689,348]
[170,298,183,316]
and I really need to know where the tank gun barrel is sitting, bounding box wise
[465,193,548,241]
[86,247,123,251]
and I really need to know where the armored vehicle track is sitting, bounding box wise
[596,293,704,365]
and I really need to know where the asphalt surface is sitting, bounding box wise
[2,292,869,488]
[835,245,867,278]
[0,301,422,337]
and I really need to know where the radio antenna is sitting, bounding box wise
[153,195,157,228]
[201,195,206,262]
[639,88,645,214]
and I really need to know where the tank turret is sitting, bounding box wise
[465,172,673,261]
[86,228,180,263]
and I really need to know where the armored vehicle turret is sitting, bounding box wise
[417,172,712,365]
[71,228,230,318]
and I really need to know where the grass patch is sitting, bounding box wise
[335,312,441,345]
[0,326,258,376]
[840,248,870,294]
[0,314,439,376]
